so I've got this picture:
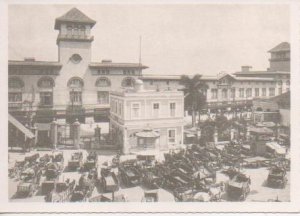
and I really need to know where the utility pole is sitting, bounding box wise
[139,36,142,76]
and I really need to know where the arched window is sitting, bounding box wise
[122,77,135,87]
[68,77,84,105]
[37,77,55,88]
[68,77,84,88]
[95,77,111,87]
[9,77,24,89]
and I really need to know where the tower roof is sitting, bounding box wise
[55,7,96,30]
[268,42,290,53]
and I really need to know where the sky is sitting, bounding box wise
[8,4,290,76]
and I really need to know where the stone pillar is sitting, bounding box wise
[214,127,218,144]
[123,128,129,154]
[72,119,81,149]
[31,126,38,146]
[93,125,101,149]
[50,120,58,149]
[230,128,235,141]
[246,124,250,141]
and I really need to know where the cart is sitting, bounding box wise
[267,166,287,188]
[16,182,36,197]
[100,171,119,192]
[226,173,251,201]
[68,152,83,171]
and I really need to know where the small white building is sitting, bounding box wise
[109,80,185,154]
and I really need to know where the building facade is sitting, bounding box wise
[8,7,290,148]
[109,80,185,154]
[141,42,290,112]
[8,8,147,145]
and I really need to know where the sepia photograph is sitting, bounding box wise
[1,0,300,213]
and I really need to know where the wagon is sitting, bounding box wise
[267,166,287,188]
[164,172,192,190]
[100,171,119,192]
[68,152,83,171]
[45,162,61,180]
[70,185,87,202]
[119,164,141,187]
[82,152,98,171]
[16,182,36,197]
[19,168,36,181]
[226,173,251,201]
[24,153,40,164]
[142,170,161,189]
[52,151,64,163]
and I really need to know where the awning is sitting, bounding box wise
[136,127,160,138]
[9,113,35,139]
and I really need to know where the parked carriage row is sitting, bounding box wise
[9,142,288,202]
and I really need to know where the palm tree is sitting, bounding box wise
[179,74,208,127]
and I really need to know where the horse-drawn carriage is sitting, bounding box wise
[226,172,251,201]
[82,152,98,172]
[70,174,94,202]
[16,168,39,197]
[163,170,192,190]
[45,179,76,202]
[142,169,161,189]
[45,162,62,180]
[267,166,287,188]
[100,171,119,192]
[24,153,40,165]
[52,151,64,163]
[68,152,83,171]
[16,182,37,197]
[119,161,141,187]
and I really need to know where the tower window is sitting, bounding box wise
[70,54,82,64]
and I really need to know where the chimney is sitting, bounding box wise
[241,66,252,72]
[24,57,35,61]
[134,79,144,92]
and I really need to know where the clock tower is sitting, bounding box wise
[54,7,96,64]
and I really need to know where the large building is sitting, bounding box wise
[142,42,290,113]
[110,80,184,154]
[8,7,290,147]
[8,8,147,145]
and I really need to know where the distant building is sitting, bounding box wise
[109,80,184,154]
[252,91,290,145]
[142,42,290,113]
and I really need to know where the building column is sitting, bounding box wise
[123,128,129,154]
[93,125,101,149]
[72,119,81,149]
[230,127,235,141]
[214,127,218,144]
[50,119,58,149]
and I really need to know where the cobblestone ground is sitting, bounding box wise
[8,149,289,202]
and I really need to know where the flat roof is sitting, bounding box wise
[89,62,148,69]
[9,60,62,67]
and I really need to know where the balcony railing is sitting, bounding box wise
[8,102,22,109]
